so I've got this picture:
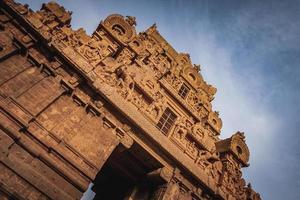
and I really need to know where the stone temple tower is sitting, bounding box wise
[0,1,261,200]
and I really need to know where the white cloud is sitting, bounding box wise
[196,31,276,145]
[18,0,299,199]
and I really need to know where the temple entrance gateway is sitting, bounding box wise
[0,1,261,199]
[92,162,135,199]
[92,143,163,200]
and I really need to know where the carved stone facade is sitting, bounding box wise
[0,1,261,200]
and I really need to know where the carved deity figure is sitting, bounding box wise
[170,64,182,76]
[220,162,238,194]
[235,178,247,199]
[190,122,205,138]
[245,183,261,200]
[173,118,191,141]
[208,160,223,183]
[79,40,101,64]
[146,93,165,119]
[197,150,220,178]
[116,64,136,100]
[185,140,198,159]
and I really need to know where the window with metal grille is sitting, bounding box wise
[156,108,177,135]
[178,83,190,99]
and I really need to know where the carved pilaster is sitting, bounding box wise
[147,167,173,184]
[150,169,196,200]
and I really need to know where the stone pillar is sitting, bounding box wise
[152,181,180,200]
[149,169,193,200]
[148,168,181,200]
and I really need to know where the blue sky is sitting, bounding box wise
[19,0,300,199]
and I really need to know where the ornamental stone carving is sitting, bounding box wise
[216,131,250,167]
[101,14,137,44]
[0,1,261,200]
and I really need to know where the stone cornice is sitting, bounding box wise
[0,1,261,199]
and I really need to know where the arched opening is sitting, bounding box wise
[112,24,126,36]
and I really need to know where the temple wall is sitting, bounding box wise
[0,15,124,199]
[0,1,261,200]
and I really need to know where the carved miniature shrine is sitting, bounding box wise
[0,1,261,199]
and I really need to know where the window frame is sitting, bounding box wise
[178,83,190,99]
[156,107,177,136]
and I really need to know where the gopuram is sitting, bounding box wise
[0,1,261,200]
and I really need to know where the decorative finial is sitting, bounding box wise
[125,16,137,26]
[184,53,190,58]
[194,64,201,72]
[147,23,157,33]
[247,183,252,189]
[235,131,245,140]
